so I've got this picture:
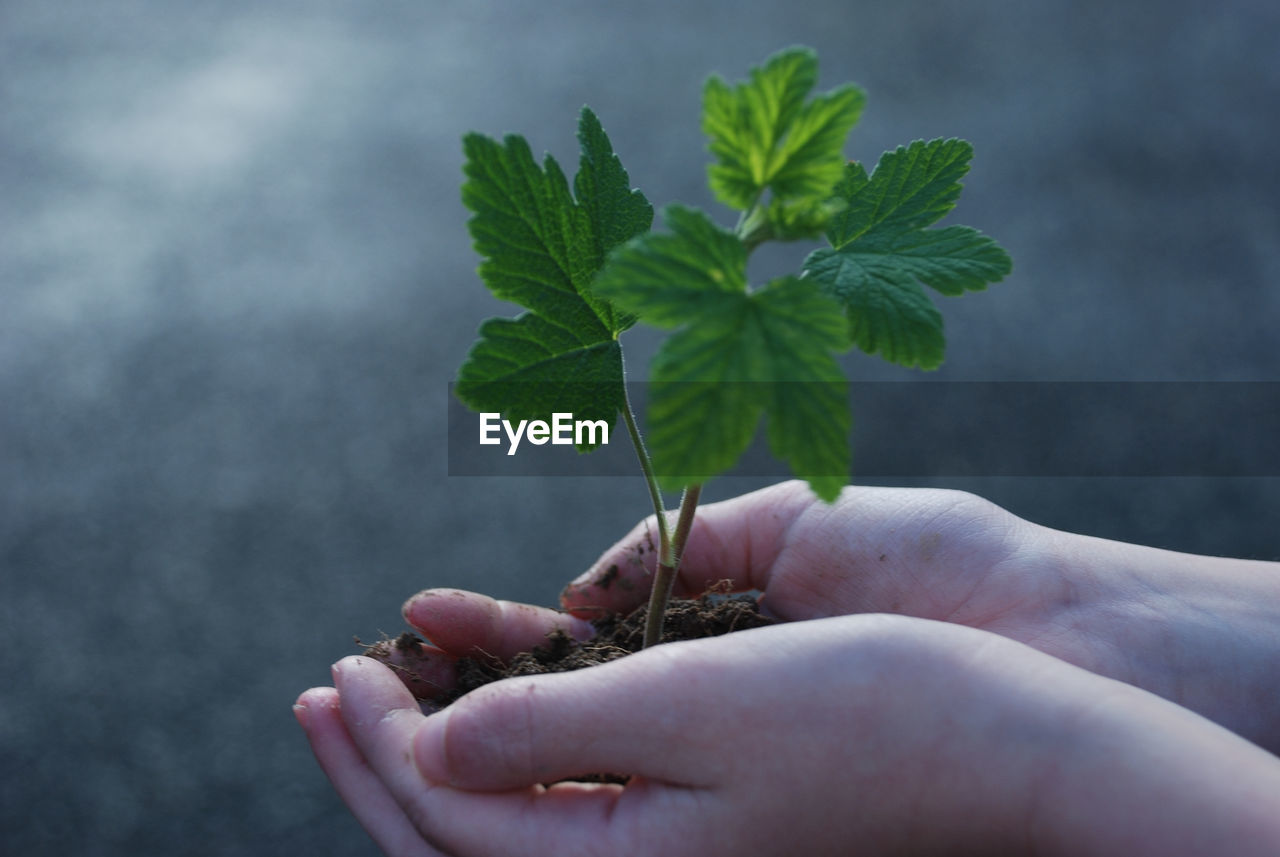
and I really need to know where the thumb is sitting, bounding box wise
[412,636,750,790]
[560,480,816,617]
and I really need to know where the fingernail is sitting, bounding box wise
[292,703,309,728]
[566,569,596,589]
[401,590,429,620]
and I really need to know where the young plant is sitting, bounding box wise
[455,46,1011,646]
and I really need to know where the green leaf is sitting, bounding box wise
[752,279,853,501]
[743,196,846,248]
[803,138,1012,370]
[593,204,746,326]
[646,278,851,500]
[455,108,651,448]
[454,315,624,448]
[573,107,656,330]
[703,46,866,211]
[596,207,851,498]
[803,255,947,369]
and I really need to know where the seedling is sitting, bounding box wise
[454,46,1011,646]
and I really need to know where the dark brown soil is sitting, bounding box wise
[365,590,775,709]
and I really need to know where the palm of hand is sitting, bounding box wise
[565,482,1072,644]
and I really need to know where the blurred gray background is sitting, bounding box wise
[2,0,1277,853]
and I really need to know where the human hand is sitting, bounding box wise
[389,482,1035,705]
[556,481,1280,751]
[402,482,1280,751]
[296,614,1280,857]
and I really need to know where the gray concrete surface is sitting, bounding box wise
[2,0,1277,853]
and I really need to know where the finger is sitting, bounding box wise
[331,657,476,852]
[402,589,595,662]
[412,631,773,791]
[332,656,434,790]
[560,480,818,616]
[294,687,444,857]
[332,656,636,856]
[416,774,748,857]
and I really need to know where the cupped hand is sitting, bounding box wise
[563,480,1049,628]
[296,614,1280,857]
[403,481,1280,750]
[395,482,1040,698]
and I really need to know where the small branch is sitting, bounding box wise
[736,204,772,253]
[643,483,703,648]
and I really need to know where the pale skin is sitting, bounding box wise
[295,482,1280,856]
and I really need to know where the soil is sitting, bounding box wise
[364,589,776,709]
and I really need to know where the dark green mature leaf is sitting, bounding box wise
[703,46,866,212]
[453,315,624,437]
[574,110,655,268]
[455,108,652,448]
[596,206,851,499]
[573,108,655,330]
[803,138,1012,370]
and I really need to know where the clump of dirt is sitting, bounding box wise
[364,590,775,709]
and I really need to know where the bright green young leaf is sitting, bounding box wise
[591,204,746,326]
[645,278,851,501]
[455,108,652,447]
[762,197,845,242]
[596,206,851,499]
[703,46,866,212]
[803,138,1012,370]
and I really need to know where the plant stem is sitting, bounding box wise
[668,482,701,570]
[621,384,699,648]
[643,483,702,648]
[637,199,757,648]
[620,385,670,559]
